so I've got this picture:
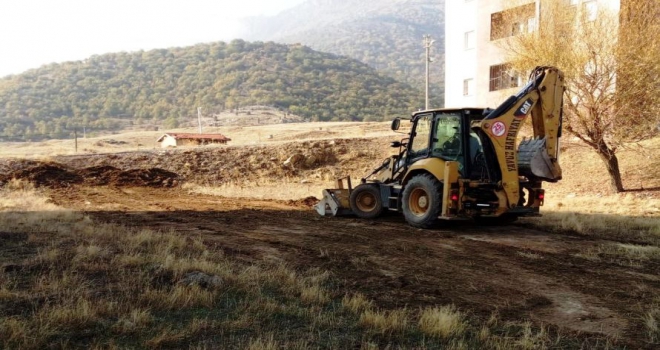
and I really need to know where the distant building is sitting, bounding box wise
[157,133,231,148]
[444,0,620,109]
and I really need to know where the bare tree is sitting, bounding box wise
[500,0,660,192]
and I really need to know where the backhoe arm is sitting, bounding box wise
[478,66,565,208]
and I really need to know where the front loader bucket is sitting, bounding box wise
[314,189,353,217]
[518,137,562,182]
[314,177,354,217]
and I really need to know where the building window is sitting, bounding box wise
[464,31,475,50]
[527,17,536,32]
[463,79,474,96]
[511,21,524,36]
[489,64,522,91]
[490,3,536,40]
[490,12,503,40]
[584,0,597,21]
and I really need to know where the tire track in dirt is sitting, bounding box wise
[46,186,658,345]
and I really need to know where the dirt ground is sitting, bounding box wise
[44,185,659,347]
[2,134,659,347]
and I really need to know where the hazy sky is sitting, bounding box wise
[0,0,306,77]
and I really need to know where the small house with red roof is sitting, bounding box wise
[157,133,231,148]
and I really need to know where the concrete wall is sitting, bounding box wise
[445,0,533,109]
[160,136,178,148]
[444,0,479,108]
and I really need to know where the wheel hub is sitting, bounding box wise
[409,188,430,216]
[355,192,376,212]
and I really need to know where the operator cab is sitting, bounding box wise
[404,108,499,181]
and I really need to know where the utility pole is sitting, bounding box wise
[74,128,78,153]
[197,107,203,134]
[423,34,435,110]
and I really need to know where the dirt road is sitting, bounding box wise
[45,185,659,346]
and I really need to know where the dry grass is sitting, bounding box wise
[514,322,551,350]
[247,334,280,350]
[543,193,660,217]
[523,193,660,246]
[111,309,153,334]
[359,308,409,334]
[342,293,373,313]
[644,305,660,343]
[418,305,467,338]
[516,251,542,260]
[524,136,660,247]
[525,193,660,269]
[611,243,660,260]
[183,180,325,201]
[0,179,61,212]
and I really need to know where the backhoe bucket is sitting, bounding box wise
[518,138,562,182]
[314,178,354,217]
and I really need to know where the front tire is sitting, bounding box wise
[402,174,443,228]
[350,184,385,219]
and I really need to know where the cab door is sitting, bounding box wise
[406,113,433,163]
[431,112,464,169]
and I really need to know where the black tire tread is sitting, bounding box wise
[401,174,443,228]
[350,184,385,219]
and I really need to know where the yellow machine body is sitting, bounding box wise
[315,66,564,228]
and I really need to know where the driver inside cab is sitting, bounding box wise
[433,117,461,160]
[433,115,483,174]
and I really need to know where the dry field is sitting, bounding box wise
[0,123,659,349]
[0,121,395,159]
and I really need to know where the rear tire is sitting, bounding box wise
[402,174,442,228]
[350,184,385,219]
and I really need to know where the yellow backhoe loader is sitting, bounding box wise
[315,66,565,228]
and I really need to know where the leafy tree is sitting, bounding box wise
[163,116,179,129]
[501,0,660,192]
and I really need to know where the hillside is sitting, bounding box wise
[240,0,446,107]
[0,41,423,141]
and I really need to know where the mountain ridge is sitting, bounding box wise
[0,41,423,141]
[240,0,445,106]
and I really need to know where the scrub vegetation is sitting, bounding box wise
[0,182,622,349]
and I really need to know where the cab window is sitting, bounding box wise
[432,114,462,160]
[409,113,432,157]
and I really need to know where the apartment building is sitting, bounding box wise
[444,0,620,109]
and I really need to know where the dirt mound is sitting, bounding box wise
[107,168,179,187]
[0,164,82,188]
[78,166,179,187]
[78,166,121,185]
[0,162,179,188]
[0,159,45,175]
[1,137,392,190]
[94,139,128,146]
[287,196,319,208]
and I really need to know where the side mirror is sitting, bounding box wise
[391,118,401,131]
[390,141,402,148]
